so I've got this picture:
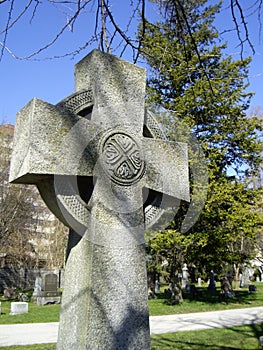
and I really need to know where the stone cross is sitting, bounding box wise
[10,50,189,350]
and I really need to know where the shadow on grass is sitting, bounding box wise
[156,287,260,307]
[188,288,259,304]
[250,322,263,339]
[151,323,263,349]
[151,336,241,350]
[226,322,263,348]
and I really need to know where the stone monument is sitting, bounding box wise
[10,302,28,315]
[208,270,216,291]
[182,263,189,289]
[32,275,42,297]
[9,50,190,349]
[32,273,60,306]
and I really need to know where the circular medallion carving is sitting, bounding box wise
[101,131,145,185]
[46,90,167,235]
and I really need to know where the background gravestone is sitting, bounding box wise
[10,302,28,315]
[32,273,60,306]
[32,275,42,297]
[43,273,58,293]
[182,263,189,289]
[10,50,189,349]
[208,270,216,291]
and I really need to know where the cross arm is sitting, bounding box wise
[9,98,97,185]
[143,138,190,202]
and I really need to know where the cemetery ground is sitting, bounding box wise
[0,324,262,350]
[0,283,263,349]
[1,282,263,324]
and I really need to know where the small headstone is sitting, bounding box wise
[182,263,189,289]
[240,267,251,287]
[208,270,216,291]
[10,302,28,315]
[154,280,160,294]
[198,277,202,287]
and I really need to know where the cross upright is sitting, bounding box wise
[10,50,190,350]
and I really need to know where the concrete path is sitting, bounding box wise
[0,307,263,346]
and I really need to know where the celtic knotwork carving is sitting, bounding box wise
[101,131,145,185]
[55,177,90,227]
[144,109,167,140]
[56,89,93,115]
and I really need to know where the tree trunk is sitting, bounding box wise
[147,270,156,299]
[233,263,240,289]
[171,268,183,304]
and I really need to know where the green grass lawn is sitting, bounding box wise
[149,282,263,315]
[151,323,263,349]
[0,302,60,325]
[0,284,263,349]
[1,283,262,324]
[0,323,263,349]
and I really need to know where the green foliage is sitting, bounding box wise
[191,179,263,271]
[147,229,188,281]
[142,1,262,176]
[142,0,263,278]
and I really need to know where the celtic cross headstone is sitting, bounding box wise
[10,50,190,349]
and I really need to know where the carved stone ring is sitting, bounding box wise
[55,89,167,231]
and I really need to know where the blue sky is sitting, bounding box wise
[0,1,262,125]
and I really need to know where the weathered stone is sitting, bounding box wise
[32,276,42,297]
[43,273,58,293]
[36,296,61,306]
[10,49,190,349]
[31,273,60,306]
[10,302,28,315]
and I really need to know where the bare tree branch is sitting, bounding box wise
[101,0,111,53]
[257,0,263,43]
[230,0,255,58]
[0,0,14,60]
[0,0,34,35]
[30,0,41,24]
[134,0,146,63]
[0,1,262,62]
[103,1,139,55]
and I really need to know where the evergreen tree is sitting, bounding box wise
[142,0,263,300]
